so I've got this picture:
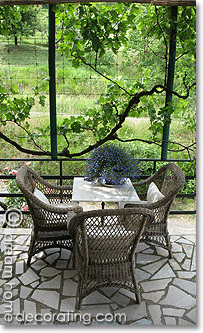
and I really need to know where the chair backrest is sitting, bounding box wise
[16,166,74,204]
[153,163,185,198]
[16,166,50,205]
[16,166,80,231]
[69,207,153,264]
[16,166,45,229]
[133,163,185,204]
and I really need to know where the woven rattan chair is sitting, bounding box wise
[124,163,185,258]
[0,201,8,228]
[16,166,83,266]
[68,207,153,310]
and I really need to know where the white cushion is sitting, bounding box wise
[33,188,50,205]
[147,182,164,203]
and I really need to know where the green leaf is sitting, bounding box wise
[39,95,46,107]
[11,85,18,94]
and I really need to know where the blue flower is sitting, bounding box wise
[85,144,140,186]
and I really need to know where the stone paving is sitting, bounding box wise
[0,226,196,326]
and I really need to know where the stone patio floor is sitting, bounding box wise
[0,222,196,327]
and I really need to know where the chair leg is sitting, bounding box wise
[27,254,32,267]
[166,233,173,259]
[72,252,75,269]
[131,262,141,304]
[27,247,34,266]
[133,278,141,304]
[77,297,82,310]
[169,248,173,259]
[27,234,35,266]
[135,290,141,304]
[75,287,82,311]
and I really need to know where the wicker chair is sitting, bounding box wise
[0,201,8,228]
[16,166,83,266]
[68,207,153,310]
[124,163,185,258]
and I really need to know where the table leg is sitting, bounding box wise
[101,202,105,224]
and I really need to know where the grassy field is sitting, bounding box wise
[0,8,196,228]
[0,35,196,183]
[0,6,196,226]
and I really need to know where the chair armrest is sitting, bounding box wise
[32,204,83,231]
[32,199,83,214]
[36,181,73,192]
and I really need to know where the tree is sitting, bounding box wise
[6,6,42,45]
[0,5,21,36]
[0,3,196,159]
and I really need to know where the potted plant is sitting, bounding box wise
[85,144,140,186]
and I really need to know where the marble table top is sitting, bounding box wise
[72,177,140,208]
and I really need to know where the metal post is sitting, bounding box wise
[60,160,63,186]
[161,6,178,160]
[153,160,156,174]
[49,4,57,160]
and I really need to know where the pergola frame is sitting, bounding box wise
[0,1,197,6]
[0,0,196,160]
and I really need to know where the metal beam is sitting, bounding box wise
[49,4,57,160]
[0,1,196,6]
[161,6,178,160]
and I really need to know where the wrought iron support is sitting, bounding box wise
[49,4,57,160]
[161,6,178,160]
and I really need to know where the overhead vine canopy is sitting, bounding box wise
[0,0,196,7]
[0,0,196,160]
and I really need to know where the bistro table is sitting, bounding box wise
[72,177,141,209]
